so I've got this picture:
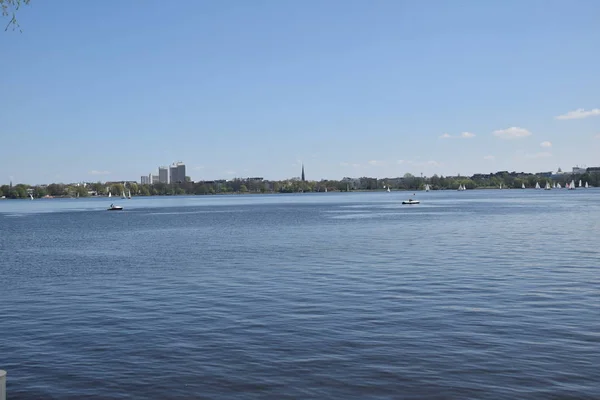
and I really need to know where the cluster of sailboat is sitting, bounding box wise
[532,179,588,190]
[106,189,132,199]
[451,179,591,191]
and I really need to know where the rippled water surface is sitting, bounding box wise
[1,190,600,399]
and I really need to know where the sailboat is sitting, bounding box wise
[387,187,391,193]
[544,182,551,190]
[553,183,556,189]
[121,190,127,199]
[108,192,112,198]
[29,193,34,200]
[127,190,132,199]
[579,180,582,188]
[325,188,328,193]
[585,182,589,188]
[499,183,503,190]
[457,184,466,191]
[522,183,526,189]
[425,184,430,192]
[556,183,561,189]
[568,180,576,190]
[535,182,541,189]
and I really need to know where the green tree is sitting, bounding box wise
[12,184,28,198]
[75,186,89,197]
[128,182,139,195]
[46,183,66,196]
[239,184,248,193]
[1,0,30,31]
[90,182,105,195]
[110,184,124,197]
[33,186,47,198]
[139,185,151,196]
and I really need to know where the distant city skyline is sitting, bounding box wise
[1,1,599,185]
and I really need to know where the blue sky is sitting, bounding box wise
[1,0,599,184]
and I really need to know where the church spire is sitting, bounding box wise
[301,164,305,182]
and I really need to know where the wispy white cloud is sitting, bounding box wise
[525,151,552,159]
[368,160,386,166]
[397,159,441,167]
[439,132,475,139]
[483,155,495,160]
[89,170,110,175]
[540,141,552,148]
[493,127,532,139]
[555,108,600,120]
[340,162,360,167]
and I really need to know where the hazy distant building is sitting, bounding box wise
[158,166,169,184]
[170,162,186,184]
[573,167,587,174]
[140,175,151,185]
[151,175,159,184]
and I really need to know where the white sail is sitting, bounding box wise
[522,183,526,189]
[579,180,582,187]
[557,183,561,189]
[545,182,551,190]
[570,180,576,190]
[535,182,540,189]
[108,192,112,198]
[553,183,556,188]
[585,182,589,188]
[387,187,391,193]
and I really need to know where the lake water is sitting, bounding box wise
[1,190,599,399]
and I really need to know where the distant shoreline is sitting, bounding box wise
[3,186,593,200]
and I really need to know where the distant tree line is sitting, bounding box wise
[2,172,599,199]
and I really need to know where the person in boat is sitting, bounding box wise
[110,203,114,208]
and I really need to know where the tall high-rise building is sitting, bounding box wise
[169,162,186,184]
[158,166,169,184]
[140,175,150,185]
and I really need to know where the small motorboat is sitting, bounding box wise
[402,199,420,205]
[107,204,123,211]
